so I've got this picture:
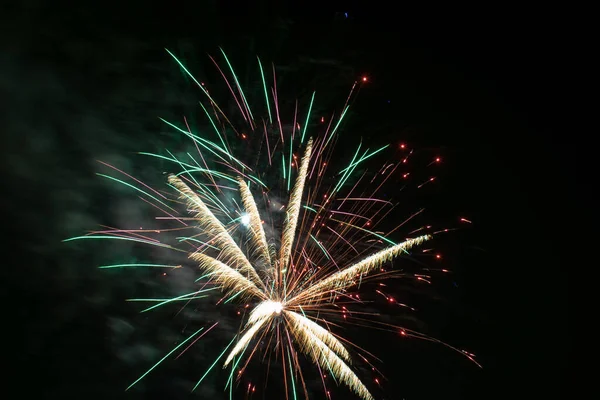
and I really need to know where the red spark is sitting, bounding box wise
[241,133,247,139]
[435,157,441,162]
[460,217,472,223]
[320,116,325,123]
[436,254,442,259]
[400,143,406,149]
[362,76,368,82]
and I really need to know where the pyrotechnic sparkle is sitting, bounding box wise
[240,213,251,226]
[65,48,479,399]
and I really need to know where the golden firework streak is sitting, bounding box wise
[279,138,313,273]
[286,311,350,362]
[289,316,374,400]
[238,178,272,270]
[224,315,271,367]
[168,175,264,288]
[190,252,265,300]
[290,235,431,305]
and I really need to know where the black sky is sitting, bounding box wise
[2,1,572,399]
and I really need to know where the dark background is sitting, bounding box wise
[2,1,572,399]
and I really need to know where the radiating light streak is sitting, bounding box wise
[139,196,188,226]
[337,197,393,205]
[96,160,166,199]
[98,263,181,269]
[323,105,350,149]
[126,326,205,390]
[63,235,177,250]
[338,144,390,175]
[257,56,273,124]
[165,48,234,127]
[210,53,250,124]
[96,173,177,213]
[301,91,316,144]
[192,337,236,391]
[132,288,219,313]
[331,218,396,246]
[332,142,363,195]
[220,48,255,124]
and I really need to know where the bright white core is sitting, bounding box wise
[240,214,251,226]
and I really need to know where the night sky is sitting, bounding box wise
[2,1,572,399]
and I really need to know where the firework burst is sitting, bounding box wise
[65,48,479,399]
